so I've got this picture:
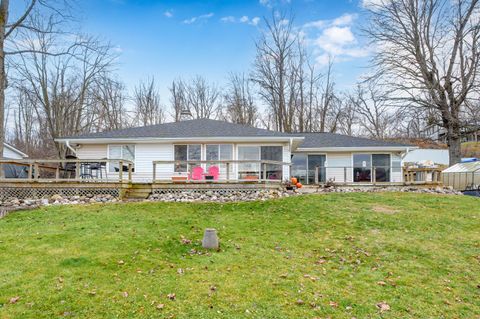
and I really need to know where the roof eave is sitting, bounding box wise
[295,146,417,152]
[56,136,302,144]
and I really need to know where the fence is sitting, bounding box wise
[152,160,290,183]
[0,159,134,183]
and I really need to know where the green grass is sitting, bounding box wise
[0,193,479,318]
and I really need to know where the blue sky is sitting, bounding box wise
[76,0,371,97]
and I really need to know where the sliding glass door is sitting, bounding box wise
[237,146,283,180]
[353,154,391,182]
[308,155,326,184]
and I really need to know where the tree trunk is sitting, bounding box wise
[447,126,462,166]
[0,0,8,159]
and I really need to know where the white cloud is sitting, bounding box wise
[303,13,370,66]
[220,16,236,23]
[183,12,214,24]
[259,0,291,8]
[220,15,260,26]
[164,10,173,18]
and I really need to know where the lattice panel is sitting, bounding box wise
[0,187,120,200]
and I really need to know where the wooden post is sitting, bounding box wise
[75,161,80,180]
[55,162,60,180]
[226,162,230,182]
[372,167,376,184]
[152,162,156,183]
[119,160,123,182]
[262,162,267,182]
[128,163,132,182]
[315,166,319,184]
[34,162,40,180]
[344,167,347,184]
[28,164,33,180]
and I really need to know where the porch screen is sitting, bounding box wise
[237,146,260,179]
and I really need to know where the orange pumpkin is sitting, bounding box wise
[296,182,303,188]
[291,177,298,184]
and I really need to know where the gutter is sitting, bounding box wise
[65,140,77,155]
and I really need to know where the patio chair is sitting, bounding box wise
[191,166,204,181]
[207,165,220,181]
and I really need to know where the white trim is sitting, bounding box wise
[56,136,302,144]
[3,143,28,158]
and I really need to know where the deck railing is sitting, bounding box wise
[291,165,400,185]
[152,160,290,183]
[0,159,134,183]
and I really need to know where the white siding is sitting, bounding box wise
[326,152,352,182]
[76,144,107,159]
[3,147,24,159]
[391,153,403,182]
[138,143,174,182]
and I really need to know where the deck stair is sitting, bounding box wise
[124,183,153,200]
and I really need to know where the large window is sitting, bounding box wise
[108,145,135,172]
[238,146,260,179]
[206,144,233,161]
[261,146,283,180]
[353,154,391,182]
[237,146,283,180]
[174,144,201,172]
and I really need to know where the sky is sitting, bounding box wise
[12,0,373,106]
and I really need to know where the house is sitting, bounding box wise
[56,119,414,184]
[2,143,29,178]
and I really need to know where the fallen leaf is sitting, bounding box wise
[315,259,327,265]
[58,277,64,283]
[329,301,338,308]
[167,293,176,300]
[156,303,165,310]
[122,291,129,298]
[177,268,184,275]
[117,260,125,265]
[377,281,387,286]
[376,302,390,312]
[9,296,20,304]
[210,286,217,292]
[279,273,288,278]
[295,299,304,305]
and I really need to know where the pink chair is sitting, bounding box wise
[191,166,204,181]
[207,165,220,181]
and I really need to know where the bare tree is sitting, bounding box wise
[185,75,220,119]
[364,0,480,164]
[11,17,117,158]
[350,80,395,139]
[337,93,358,136]
[252,13,299,132]
[221,72,258,126]
[0,0,74,158]
[169,79,188,122]
[90,73,128,131]
[133,77,165,126]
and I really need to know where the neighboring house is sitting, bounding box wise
[56,119,414,184]
[423,124,480,143]
[3,143,28,160]
[402,149,450,166]
[2,143,29,178]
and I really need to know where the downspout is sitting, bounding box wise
[65,140,77,156]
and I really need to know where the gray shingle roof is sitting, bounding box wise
[295,132,412,148]
[61,119,412,149]
[61,119,292,139]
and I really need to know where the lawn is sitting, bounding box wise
[0,193,479,319]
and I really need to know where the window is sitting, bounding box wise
[308,155,326,184]
[291,153,307,184]
[174,144,201,172]
[206,144,233,161]
[372,154,391,182]
[353,154,391,182]
[238,146,260,179]
[261,146,283,180]
[237,145,283,180]
[353,154,371,182]
[108,145,135,172]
